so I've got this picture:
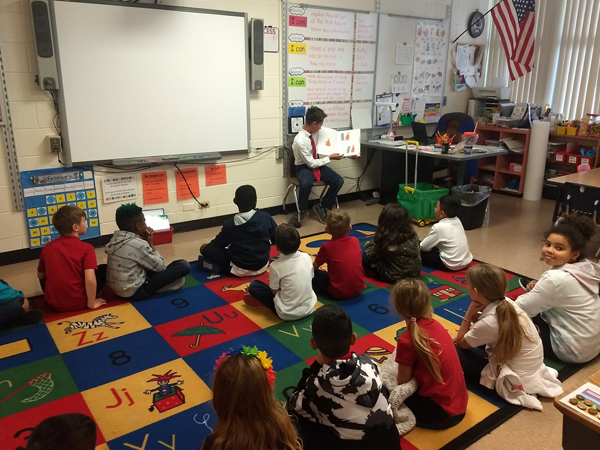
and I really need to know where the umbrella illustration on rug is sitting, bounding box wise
[172,323,225,348]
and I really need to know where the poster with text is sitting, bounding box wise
[175,168,200,200]
[286,5,378,131]
[412,20,447,98]
[205,165,227,186]
[142,171,168,205]
[102,175,138,203]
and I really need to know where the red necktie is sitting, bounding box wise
[309,135,321,181]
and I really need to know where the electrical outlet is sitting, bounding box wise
[200,201,210,208]
[48,135,61,153]
[274,147,284,160]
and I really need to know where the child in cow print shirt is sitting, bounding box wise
[286,305,401,450]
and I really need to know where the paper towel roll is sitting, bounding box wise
[523,120,550,201]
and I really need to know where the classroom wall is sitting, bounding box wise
[0,0,490,254]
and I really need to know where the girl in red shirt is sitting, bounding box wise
[391,279,468,429]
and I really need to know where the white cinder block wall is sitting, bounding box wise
[0,0,491,253]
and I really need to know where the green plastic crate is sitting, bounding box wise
[397,183,450,225]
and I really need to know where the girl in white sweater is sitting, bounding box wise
[516,214,600,364]
[455,264,563,410]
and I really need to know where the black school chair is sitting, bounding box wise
[553,182,600,256]
[282,149,339,222]
[435,112,475,143]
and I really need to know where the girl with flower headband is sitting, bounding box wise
[455,264,562,410]
[200,346,301,450]
[391,279,468,429]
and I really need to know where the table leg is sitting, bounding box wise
[552,184,563,224]
[456,163,466,186]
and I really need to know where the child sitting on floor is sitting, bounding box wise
[201,346,302,450]
[245,224,316,320]
[105,203,190,300]
[26,413,97,450]
[312,210,364,299]
[516,214,600,364]
[0,279,42,330]
[391,279,467,430]
[362,204,421,283]
[286,305,400,450]
[420,195,473,271]
[199,185,277,276]
[37,205,106,312]
[455,264,563,410]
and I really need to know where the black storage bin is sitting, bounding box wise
[451,185,491,230]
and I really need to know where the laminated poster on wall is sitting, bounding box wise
[142,171,169,205]
[102,175,138,204]
[175,167,200,200]
[316,127,361,157]
[20,167,101,249]
[205,164,227,186]
[412,20,447,97]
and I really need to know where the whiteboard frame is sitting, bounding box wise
[283,2,379,134]
[50,0,251,166]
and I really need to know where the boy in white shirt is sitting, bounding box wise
[244,224,317,321]
[291,106,344,228]
[420,195,473,271]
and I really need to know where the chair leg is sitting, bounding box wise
[318,185,328,205]
[293,186,301,222]
[282,183,294,214]
[317,185,339,209]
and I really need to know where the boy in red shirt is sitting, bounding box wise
[312,210,364,300]
[37,206,106,312]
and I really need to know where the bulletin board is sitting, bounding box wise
[20,167,101,249]
[284,3,378,130]
[374,14,449,125]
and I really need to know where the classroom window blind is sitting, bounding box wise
[485,0,600,120]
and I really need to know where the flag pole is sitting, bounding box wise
[451,1,505,44]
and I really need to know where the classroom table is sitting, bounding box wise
[547,167,600,187]
[554,368,600,449]
[547,168,600,223]
[361,140,508,203]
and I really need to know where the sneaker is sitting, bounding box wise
[198,256,222,274]
[157,277,186,293]
[313,204,328,224]
[288,211,308,228]
[519,277,533,292]
[243,293,267,309]
[12,309,44,327]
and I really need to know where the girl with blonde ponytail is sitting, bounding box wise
[455,264,563,410]
[391,279,467,430]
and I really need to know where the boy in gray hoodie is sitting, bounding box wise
[105,203,190,300]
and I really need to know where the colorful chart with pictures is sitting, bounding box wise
[412,20,448,97]
[20,167,100,249]
[0,224,582,450]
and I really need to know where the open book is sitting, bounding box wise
[316,127,361,157]
[499,138,524,154]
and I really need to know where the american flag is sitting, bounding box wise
[492,0,536,80]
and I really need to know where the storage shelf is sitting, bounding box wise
[497,169,522,175]
[478,125,531,135]
[550,133,599,142]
